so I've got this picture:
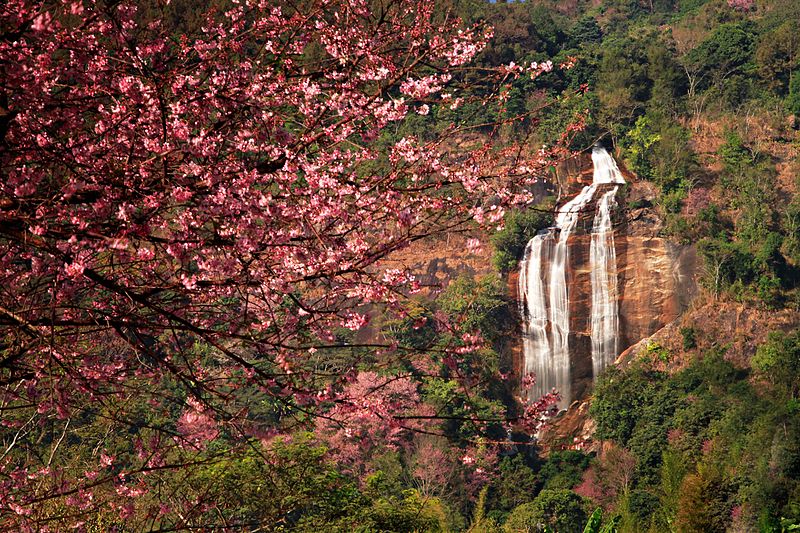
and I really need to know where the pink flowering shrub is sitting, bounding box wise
[315,372,431,474]
[176,397,220,449]
[728,0,755,11]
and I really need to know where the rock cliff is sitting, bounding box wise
[514,154,698,408]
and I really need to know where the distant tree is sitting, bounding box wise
[570,15,603,47]
[493,455,539,511]
[504,489,588,533]
[646,36,687,112]
[685,22,755,92]
[697,238,756,296]
[752,331,800,400]
[526,4,567,55]
[755,21,800,95]
[538,450,591,491]
[789,70,800,126]
[492,208,554,272]
[675,463,733,533]
[596,37,651,134]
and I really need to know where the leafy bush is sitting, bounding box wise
[493,455,539,512]
[504,489,588,533]
[627,198,652,210]
[538,451,592,491]
[437,275,511,347]
[645,341,671,364]
[590,365,667,445]
[492,208,554,272]
[752,331,800,399]
[680,327,698,350]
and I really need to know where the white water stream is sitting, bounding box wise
[519,146,624,410]
[590,187,620,378]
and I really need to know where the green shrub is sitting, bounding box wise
[680,327,698,351]
[645,341,671,364]
[492,208,554,272]
[538,450,591,491]
[627,198,652,210]
[504,489,588,533]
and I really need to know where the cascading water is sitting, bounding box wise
[519,184,597,408]
[590,187,619,378]
[591,145,626,186]
[518,145,625,410]
[519,232,552,400]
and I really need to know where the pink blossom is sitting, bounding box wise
[176,397,219,448]
[31,12,53,32]
[727,0,754,10]
[466,238,483,254]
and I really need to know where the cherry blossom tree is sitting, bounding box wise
[0,0,570,528]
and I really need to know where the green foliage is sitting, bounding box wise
[686,22,756,93]
[570,16,602,47]
[675,463,733,533]
[582,508,603,533]
[790,71,800,118]
[383,299,437,350]
[654,447,689,529]
[622,115,661,180]
[645,340,671,364]
[620,111,694,217]
[596,37,650,130]
[680,326,698,350]
[470,485,498,533]
[191,434,367,530]
[752,330,800,399]
[589,335,800,531]
[536,90,601,148]
[692,127,794,306]
[539,451,592,492]
[782,198,800,264]
[590,365,667,445]
[492,208,554,272]
[493,455,539,511]
[646,37,686,112]
[356,489,448,533]
[504,489,588,533]
[755,21,800,96]
[718,131,753,171]
[438,274,511,347]
[698,237,757,296]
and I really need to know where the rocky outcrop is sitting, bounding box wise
[561,193,697,401]
[380,232,494,294]
[616,236,697,348]
[555,151,637,193]
[616,299,800,371]
[537,399,599,456]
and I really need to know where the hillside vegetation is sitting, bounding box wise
[2,0,800,531]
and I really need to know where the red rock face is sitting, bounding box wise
[615,235,698,349]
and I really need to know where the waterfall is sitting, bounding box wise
[518,146,625,410]
[591,145,626,185]
[590,187,619,379]
[519,231,552,401]
[520,184,597,408]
